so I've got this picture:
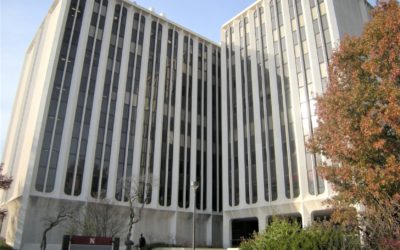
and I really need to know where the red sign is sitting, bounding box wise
[70,236,113,245]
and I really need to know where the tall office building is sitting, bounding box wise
[1,0,371,249]
[1,0,222,248]
[220,0,370,246]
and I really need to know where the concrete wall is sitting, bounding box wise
[331,0,370,38]
[3,196,219,250]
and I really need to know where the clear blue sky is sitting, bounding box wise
[0,0,377,158]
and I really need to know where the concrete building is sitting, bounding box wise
[0,0,371,249]
[220,0,370,246]
[0,0,222,249]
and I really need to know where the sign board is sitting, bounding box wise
[62,235,119,250]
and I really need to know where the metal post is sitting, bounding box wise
[191,181,199,250]
[193,196,196,250]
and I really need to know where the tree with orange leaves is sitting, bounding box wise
[308,0,400,248]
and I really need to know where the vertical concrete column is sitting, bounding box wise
[206,215,213,246]
[302,0,323,95]
[279,0,308,200]
[131,12,152,185]
[301,204,312,227]
[206,43,213,213]
[220,29,231,211]
[151,21,169,208]
[232,19,246,207]
[190,37,199,211]
[325,0,340,47]
[170,211,178,245]
[82,1,115,198]
[170,29,184,209]
[247,5,266,206]
[107,3,134,200]
[223,213,231,248]
[264,0,286,201]
[258,214,267,232]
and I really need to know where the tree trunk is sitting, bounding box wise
[40,234,47,250]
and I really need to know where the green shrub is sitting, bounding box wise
[240,218,361,250]
[0,239,13,250]
[305,222,361,250]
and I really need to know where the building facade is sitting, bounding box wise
[220,0,370,246]
[1,0,222,249]
[1,0,370,249]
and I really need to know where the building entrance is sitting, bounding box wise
[231,217,258,246]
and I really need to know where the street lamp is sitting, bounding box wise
[191,180,199,250]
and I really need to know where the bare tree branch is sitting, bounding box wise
[66,200,125,238]
[122,176,154,250]
[40,206,74,250]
